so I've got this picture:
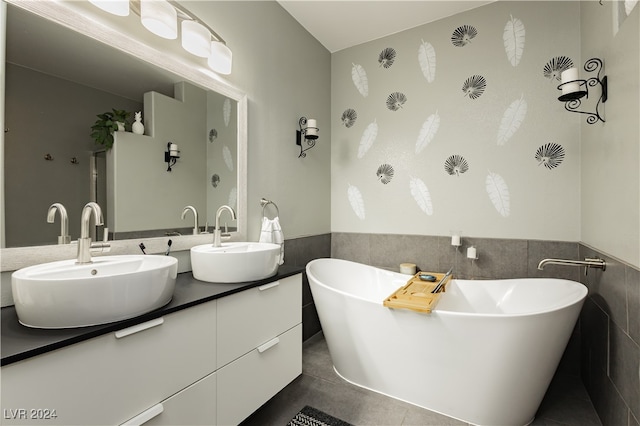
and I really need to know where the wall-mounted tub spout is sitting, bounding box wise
[538,257,606,273]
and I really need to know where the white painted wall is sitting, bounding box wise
[183,1,332,241]
[5,64,142,246]
[580,1,639,267]
[107,82,212,234]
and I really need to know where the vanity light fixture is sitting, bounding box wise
[208,41,233,75]
[296,117,319,158]
[557,57,608,124]
[88,0,130,17]
[165,142,180,172]
[140,0,177,39]
[182,20,210,58]
[89,0,233,74]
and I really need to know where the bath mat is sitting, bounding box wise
[287,405,353,426]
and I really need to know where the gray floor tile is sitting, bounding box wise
[529,417,570,425]
[536,395,601,426]
[400,405,467,425]
[544,373,593,402]
[536,374,602,426]
[242,333,602,426]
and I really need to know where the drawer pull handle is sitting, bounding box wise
[115,317,164,339]
[258,282,279,291]
[121,403,163,425]
[257,337,280,353]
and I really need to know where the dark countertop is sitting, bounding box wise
[1,266,304,366]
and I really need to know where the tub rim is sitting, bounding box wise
[306,258,588,319]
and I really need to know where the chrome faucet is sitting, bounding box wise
[181,205,199,235]
[213,205,236,247]
[77,202,104,264]
[47,203,70,244]
[537,257,606,273]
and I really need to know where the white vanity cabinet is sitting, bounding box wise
[216,275,302,425]
[1,273,302,426]
[1,300,217,426]
[217,325,301,425]
[141,372,217,426]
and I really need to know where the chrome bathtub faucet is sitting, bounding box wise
[537,257,606,275]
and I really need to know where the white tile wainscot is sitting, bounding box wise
[0,274,302,425]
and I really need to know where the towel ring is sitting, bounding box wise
[260,198,280,219]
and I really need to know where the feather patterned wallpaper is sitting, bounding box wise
[331,1,582,241]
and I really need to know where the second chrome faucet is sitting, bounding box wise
[47,203,70,245]
[180,204,236,245]
[77,202,110,264]
[214,205,236,247]
[181,205,199,235]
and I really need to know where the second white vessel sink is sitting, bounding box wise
[191,242,280,283]
[11,255,177,329]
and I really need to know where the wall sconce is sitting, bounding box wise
[296,117,319,158]
[89,0,232,75]
[557,58,608,124]
[165,142,180,171]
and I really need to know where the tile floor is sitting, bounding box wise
[241,332,602,426]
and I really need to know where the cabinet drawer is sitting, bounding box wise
[217,274,301,368]
[1,301,217,426]
[217,324,302,426]
[127,372,216,426]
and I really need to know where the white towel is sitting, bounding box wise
[259,216,284,265]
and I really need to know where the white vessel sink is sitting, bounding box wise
[191,242,280,283]
[11,255,177,329]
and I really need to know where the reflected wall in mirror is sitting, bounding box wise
[106,82,238,239]
[2,1,245,248]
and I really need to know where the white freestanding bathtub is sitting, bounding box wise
[306,258,587,426]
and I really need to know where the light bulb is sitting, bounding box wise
[141,0,177,40]
[89,0,130,16]
[182,21,211,58]
[208,41,232,75]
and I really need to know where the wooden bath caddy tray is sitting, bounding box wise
[383,271,453,313]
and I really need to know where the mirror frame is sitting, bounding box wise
[0,0,247,271]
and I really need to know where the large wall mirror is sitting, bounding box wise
[1,0,247,267]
